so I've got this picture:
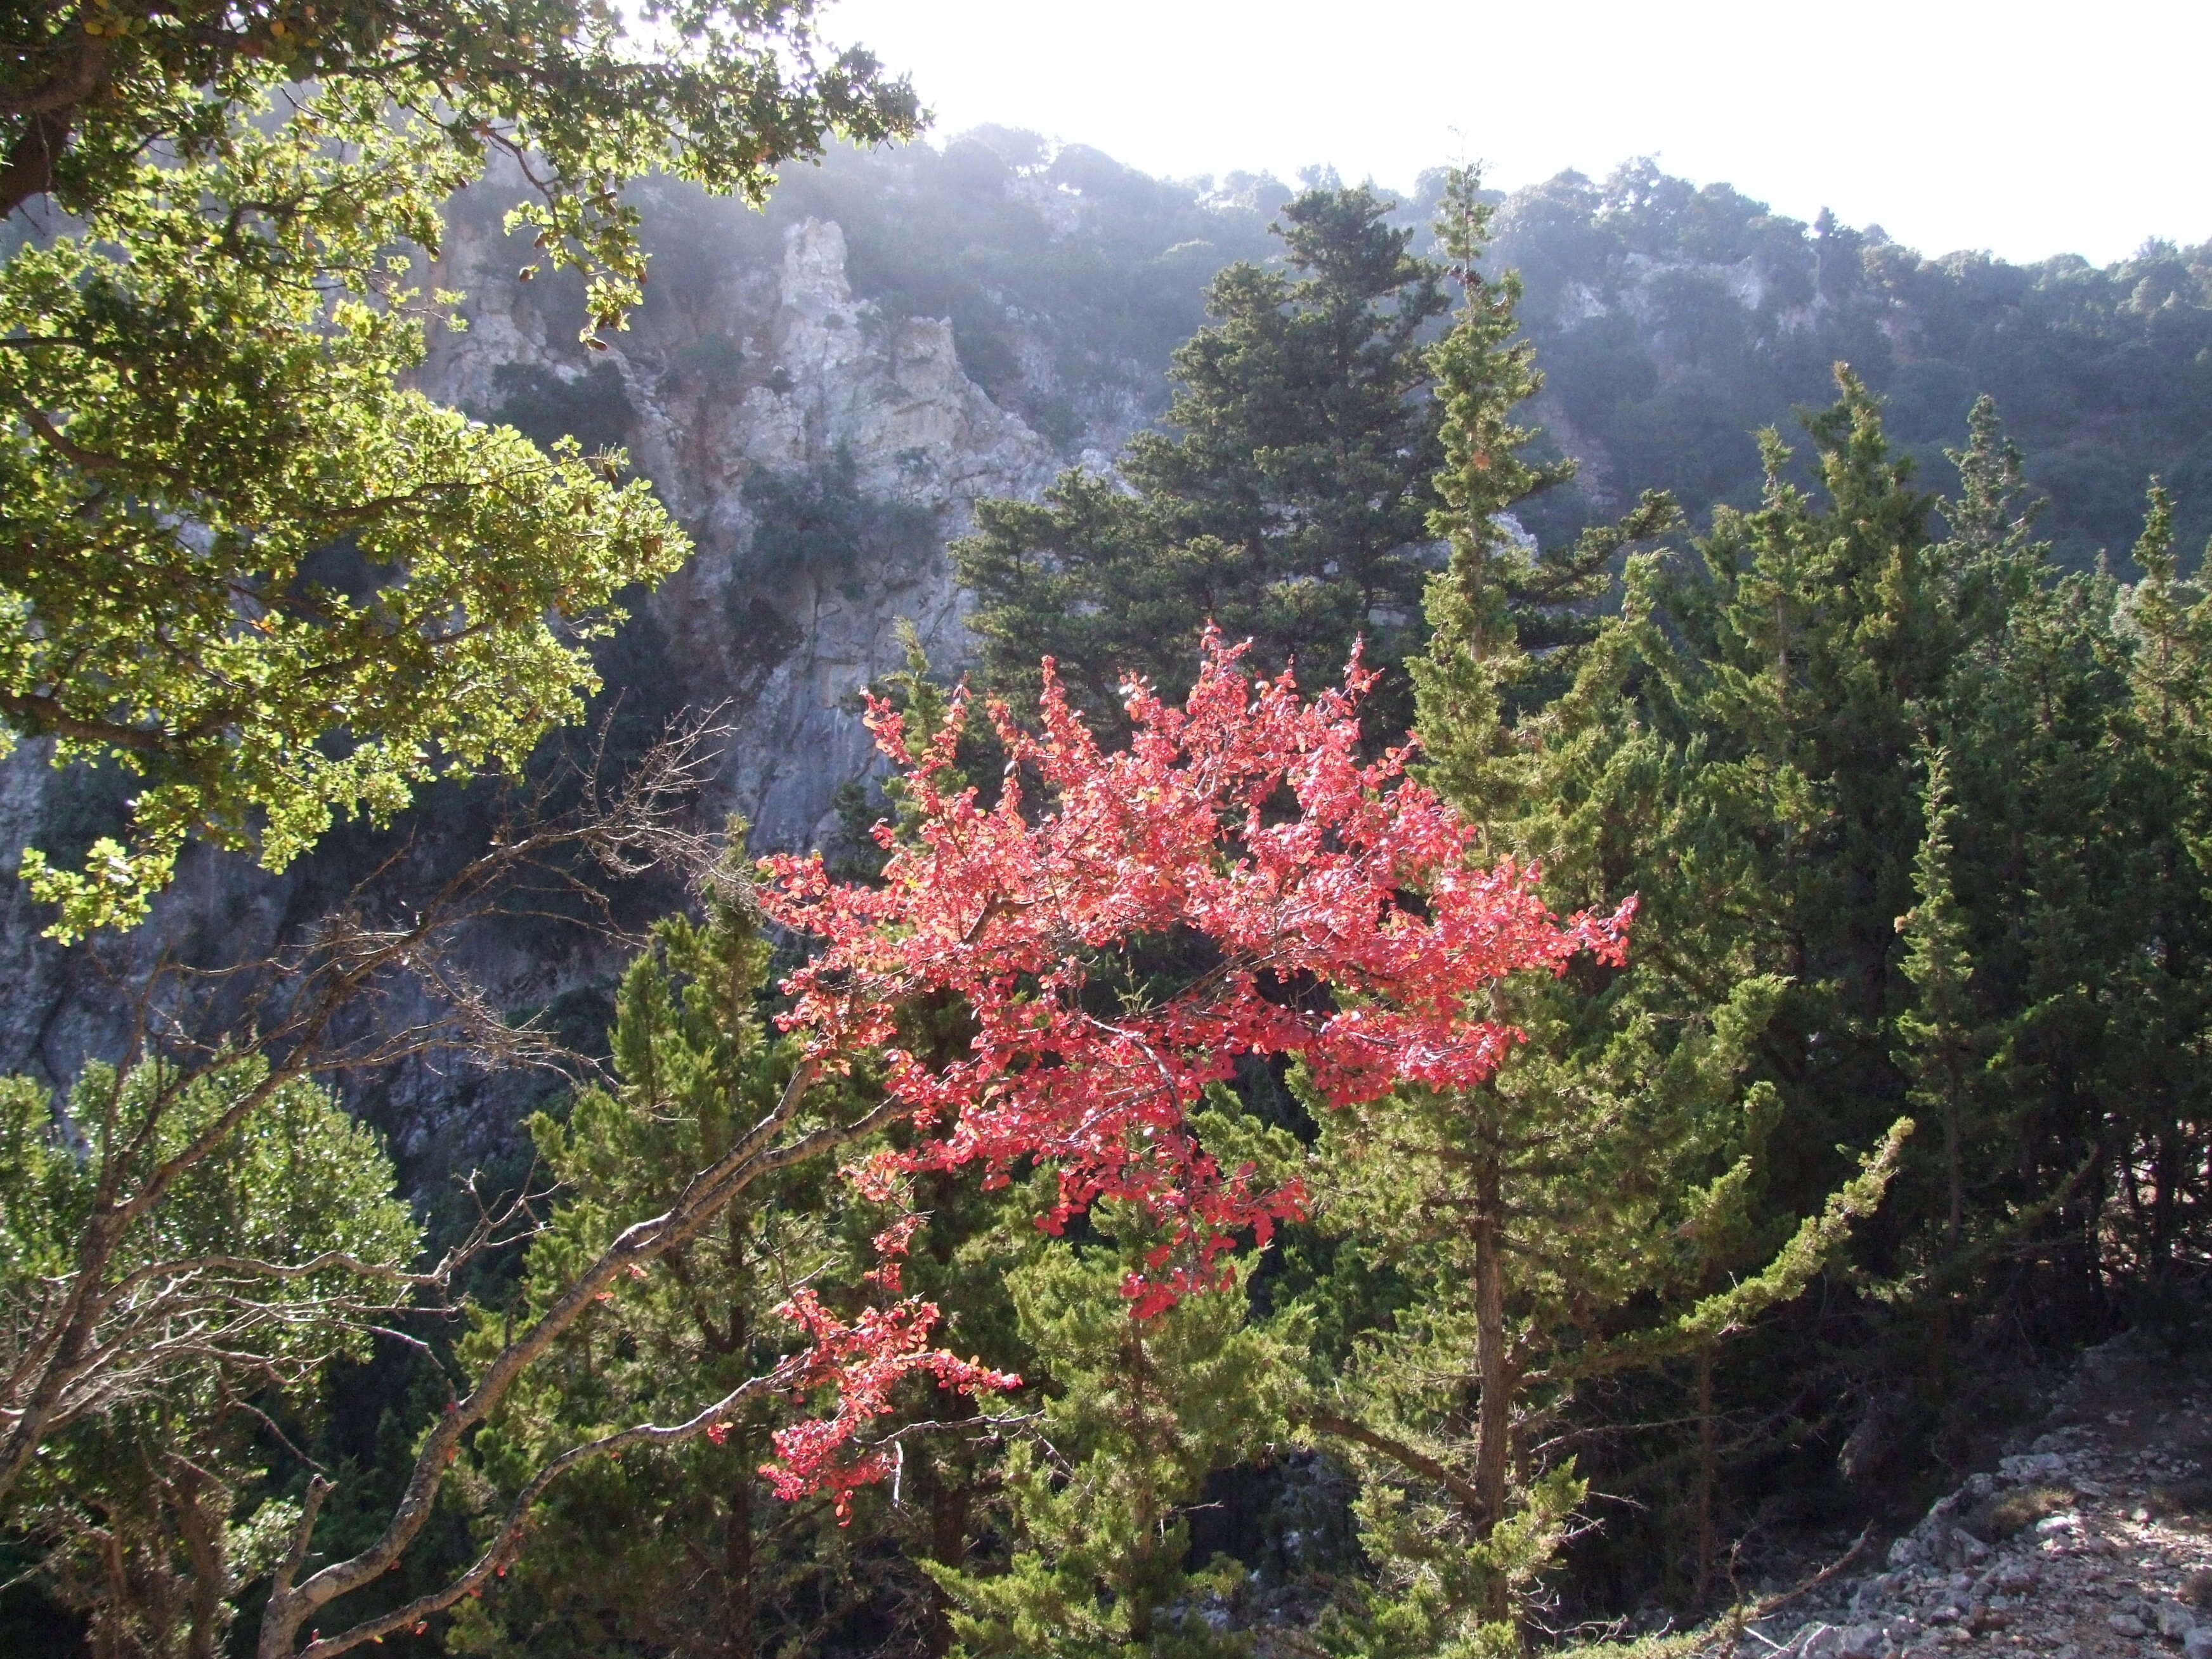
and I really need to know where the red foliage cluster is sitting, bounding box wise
[751,633,1632,1504]
[758,1284,1018,1520]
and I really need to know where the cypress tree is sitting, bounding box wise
[1280,173,1908,1649]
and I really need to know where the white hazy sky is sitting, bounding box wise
[826,0,2209,266]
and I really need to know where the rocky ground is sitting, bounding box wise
[1740,1336,2212,1659]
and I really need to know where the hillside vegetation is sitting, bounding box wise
[4,35,2210,1659]
[598,133,2212,568]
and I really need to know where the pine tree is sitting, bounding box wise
[956,183,1449,735]
[1276,181,1909,1648]
[453,866,962,1658]
[1875,425,2212,1324]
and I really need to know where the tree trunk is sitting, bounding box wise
[925,1471,970,1658]
[723,1431,755,1659]
[172,1459,230,1659]
[2150,1130,2180,1281]
[1945,1081,1963,1255]
[1694,1349,1715,1603]
[1474,1147,1512,1627]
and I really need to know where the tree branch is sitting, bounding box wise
[256,1065,925,1658]
[1299,1408,1488,1520]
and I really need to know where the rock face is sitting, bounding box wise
[422,211,1069,851]
[0,207,1103,1166]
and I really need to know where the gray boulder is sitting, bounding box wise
[1999,1451,2069,1483]
[2157,1601,2201,1640]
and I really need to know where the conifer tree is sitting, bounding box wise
[1409,169,1680,830]
[1894,748,1986,1255]
[2095,487,2212,1289]
[453,874,866,1658]
[956,183,1449,734]
[1484,374,2212,1528]
[453,856,1030,1659]
[932,1203,1294,1659]
[1284,176,1911,1648]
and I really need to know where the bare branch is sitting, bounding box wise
[294,1363,801,1659]
[1,709,725,1508]
[1299,1408,1490,1521]
[257,1064,934,1659]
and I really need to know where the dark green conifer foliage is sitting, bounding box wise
[1636,390,2212,1320]
[956,184,1448,736]
[457,798,1044,1656]
[1895,748,1982,1254]
[453,870,869,1658]
[2088,486,2212,1291]
[1448,373,2212,1578]
[932,1204,1293,1659]
[1409,166,1676,823]
[1275,172,1909,1652]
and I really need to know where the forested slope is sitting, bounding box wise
[5,85,2211,1659]
[589,133,2212,566]
[1471,160,2212,564]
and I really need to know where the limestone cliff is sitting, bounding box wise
[423,211,1074,850]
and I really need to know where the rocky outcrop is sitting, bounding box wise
[1734,1335,2212,1659]
[424,211,1069,849]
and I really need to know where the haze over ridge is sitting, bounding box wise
[828,0,2208,268]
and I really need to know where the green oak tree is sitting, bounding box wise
[2,1,918,937]
[1,0,916,316]
[1,1059,418,1655]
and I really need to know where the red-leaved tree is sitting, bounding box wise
[751,630,1633,1504]
[244,636,1634,1658]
